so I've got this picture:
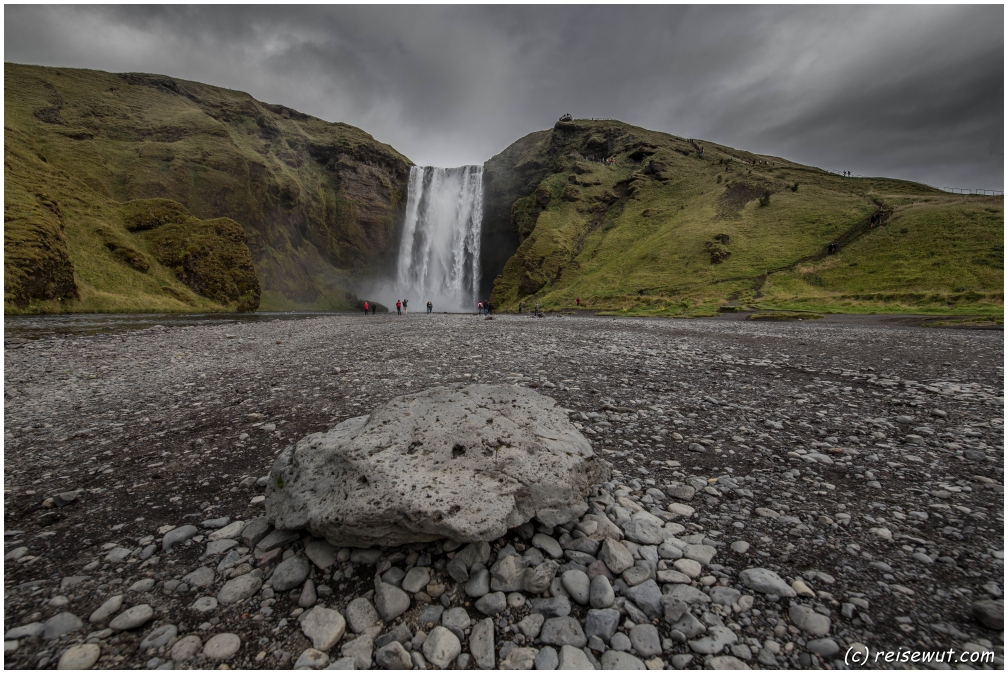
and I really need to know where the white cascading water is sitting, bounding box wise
[396,166,483,312]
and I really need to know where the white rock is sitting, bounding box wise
[58,643,101,669]
[265,385,611,547]
[202,633,241,660]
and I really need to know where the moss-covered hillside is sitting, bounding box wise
[5,63,411,314]
[486,119,1003,318]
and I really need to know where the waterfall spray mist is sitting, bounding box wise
[396,166,483,312]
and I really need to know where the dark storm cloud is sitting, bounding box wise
[5,5,1002,188]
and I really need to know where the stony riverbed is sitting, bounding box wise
[3,313,1004,669]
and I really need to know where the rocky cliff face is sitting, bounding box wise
[479,130,554,299]
[4,64,412,313]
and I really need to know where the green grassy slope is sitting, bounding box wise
[487,119,1003,318]
[4,63,412,314]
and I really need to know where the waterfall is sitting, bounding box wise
[396,165,483,311]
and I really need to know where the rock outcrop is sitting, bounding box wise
[265,384,610,547]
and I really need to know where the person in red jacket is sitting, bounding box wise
[396,300,402,315]
[363,301,369,315]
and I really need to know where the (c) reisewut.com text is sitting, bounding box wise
[846,646,995,666]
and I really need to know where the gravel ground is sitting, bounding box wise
[3,313,1004,669]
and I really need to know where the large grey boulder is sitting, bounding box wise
[265,385,610,547]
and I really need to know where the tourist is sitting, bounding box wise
[576,297,581,307]
[372,303,377,315]
[427,301,432,314]
[403,298,408,315]
[396,300,402,315]
[518,301,523,314]
[477,301,483,315]
[363,301,369,315]
[534,301,540,317]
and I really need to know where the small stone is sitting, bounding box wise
[300,579,318,608]
[375,640,412,669]
[345,597,380,634]
[540,617,586,647]
[301,607,346,651]
[470,617,495,669]
[375,580,411,621]
[561,570,590,605]
[972,600,1004,630]
[738,568,796,597]
[557,644,592,669]
[625,579,663,619]
[161,525,198,552]
[5,623,43,640]
[109,604,153,631]
[4,547,27,561]
[271,555,310,591]
[349,548,384,565]
[590,574,615,609]
[601,650,646,669]
[218,574,262,604]
[517,613,545,639]
[707,655,750,669]
[500,646,537,669]
[534,645,558,670]
[688,624,737,654]
[182,567,215,589]
[240,518,271,549]
[422,626,461,669]
[529,596,572,618]
[330,656,359,670]
[255,528,298,553]
[466,568,491,597]
[206,539,238,556]
[304,540,337,570]
[402,567,431,594]
[730,541,749,554]
[523,560,559,595]
[341,634,374,670]
[192,597,219,613]
[674,558,702,578]
[43,612,83,640]
[202,632,241,660]
[629,624,661,657]
[490,554,525,592]
[533,533,564,559]
[475,591,507,616]
[88,595,123,623]
[598,538,634,575]
[792,579,815,598]
[442,606,472,634]
[207,520,244,541]
[294,647,329,669]
[58,643,100,670]
[140,624,178,650]
[170,635,202,662]
[788,605,831,637]
[806,638,840,658]
[128,578,156,593]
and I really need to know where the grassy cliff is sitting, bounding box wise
[486,119,1003,318]
[4,63,411,314]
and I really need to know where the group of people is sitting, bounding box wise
[361,299,434,315]
[476,300,492,315]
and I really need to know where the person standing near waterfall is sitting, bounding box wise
[363,301,369,316]
[396,300,402,315]
[402,298,408,315]
[427,301,433,314]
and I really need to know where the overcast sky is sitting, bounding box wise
[5,5,1003,189]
